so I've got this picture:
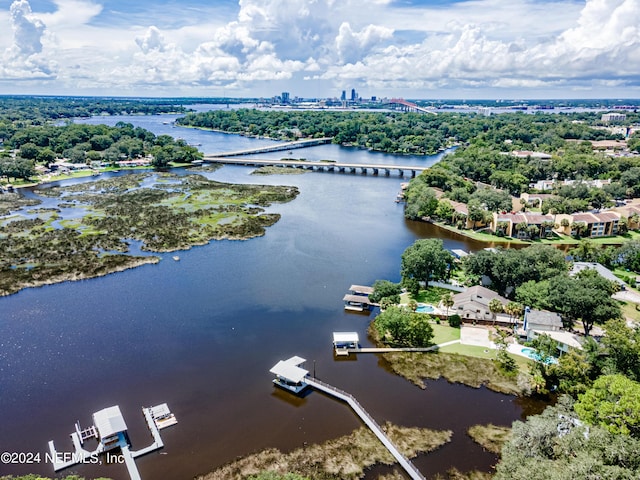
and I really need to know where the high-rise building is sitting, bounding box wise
[281,92,290,103]
[350,88,357,102]
[340,90,346,101]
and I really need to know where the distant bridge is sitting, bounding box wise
[388,98,437,115]
[202,156,427,178]
[212,137,333,157]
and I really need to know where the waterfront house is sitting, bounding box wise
[521,308,583,355]
[570,262,627,290]
[451,285,509,323]
[523,308,563,334]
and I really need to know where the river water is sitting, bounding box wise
[1,110,528,480]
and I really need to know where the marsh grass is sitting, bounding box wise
[379,350,525,395]
[0,192,41,215]
[467,424,511,454]
[198,424,451,480]
[0,173,298,296]
[251,166,308,175]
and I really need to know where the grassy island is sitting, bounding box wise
[197,423,452,480]
[0,173,298,296]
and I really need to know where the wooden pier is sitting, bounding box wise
[202,156,428,178]
[335,339,461,356]
[305,377,426,480]
[270,356,426,480]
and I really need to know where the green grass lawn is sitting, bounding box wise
[439,342,532,370]
[619,300,640,322]
[431,323,461,344]
[400,286,451,305]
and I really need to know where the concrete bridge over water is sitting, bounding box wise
[202,156,427,178]
[212,137,333,157]
[203,136,429,177]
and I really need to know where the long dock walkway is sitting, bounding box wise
[211,137,332,157]
[337,339,460,356]
[305,377,426,480]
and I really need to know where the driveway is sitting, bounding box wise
[613,289,640,305]
[460,325,496,348]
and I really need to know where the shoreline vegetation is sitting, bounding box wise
[0,173,298,296]
[370,322,528,396]
[197,423,452,480]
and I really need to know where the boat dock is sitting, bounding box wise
[270,356,425,480]
[334,339,461,356]
[343,285,376,312]
[48,403,177,480]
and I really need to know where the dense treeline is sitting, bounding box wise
[0,122,202,180]
[0,96,187,125]
[178,109,634,157]
[405,123,640,220]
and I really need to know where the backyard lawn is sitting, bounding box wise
[431,323,461,344]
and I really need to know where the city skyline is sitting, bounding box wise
[0,0,639,99]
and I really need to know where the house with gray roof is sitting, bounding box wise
[452,285,509,323]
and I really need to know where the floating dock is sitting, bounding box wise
[270,356,425,480]
[48,403,177,480]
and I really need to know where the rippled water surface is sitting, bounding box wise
[1,109,528,480]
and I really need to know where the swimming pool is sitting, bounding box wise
[416,304,435,313]
[518,346,558,364]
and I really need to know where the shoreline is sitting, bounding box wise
[0,256,160,297]
[426,218,640,247]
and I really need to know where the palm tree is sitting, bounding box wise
[441,292,454,317]
[571,221,588,239]
[496,221,509,236]
[505,302,524,327]
[488,298,504,324]
[515,221,528,238]
[541,220,555,238]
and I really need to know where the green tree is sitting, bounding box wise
[496,397,640,480]
[369,279,402,304]
[504,301,523,324]
[575,374,640,436]
[602,318,640,382]
[401,239,453,288]
[441,292,454,317]
[488,298,504,322]
[404,180,439,219]
[18,142,39,160]
[547,272,621,335]
[373,305,434,347]
[434,200,455,223]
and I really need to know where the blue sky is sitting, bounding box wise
[1,0,639,99]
